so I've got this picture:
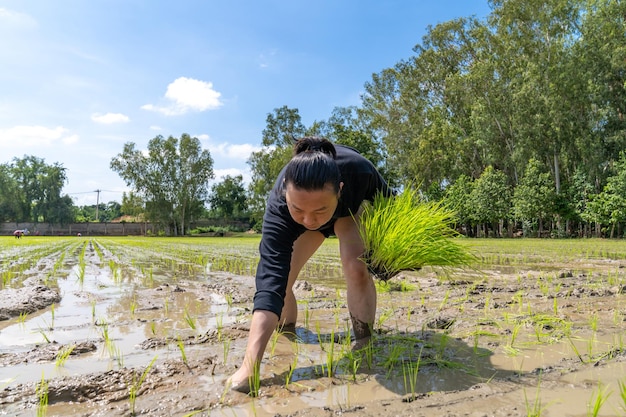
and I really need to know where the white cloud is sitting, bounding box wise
[0,8,37,29]
[0,125,77,147]
[209,142,262,160]
[62,134,80,145]
[212,168,251,185]
[149,125,162,131]
[91,112,130,124]
[142,77,223,116]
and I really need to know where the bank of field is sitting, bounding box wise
[0,236,625,417]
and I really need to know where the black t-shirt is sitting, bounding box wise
[253,145,391,317]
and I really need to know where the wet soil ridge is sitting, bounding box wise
[0,237,625,417]
[0,277,61,321]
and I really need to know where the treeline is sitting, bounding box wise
[248,0,626,238]
[2,0,625,238]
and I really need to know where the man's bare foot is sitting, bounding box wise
[278,322,296,336]
[227,368,252,394]
[226,376,251,394]
[351,335,372,352]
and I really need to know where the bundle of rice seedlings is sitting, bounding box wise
[359,187,475,281]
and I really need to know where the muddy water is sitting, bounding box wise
[1,237,626,416]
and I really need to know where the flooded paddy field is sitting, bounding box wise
[1,236,625,416]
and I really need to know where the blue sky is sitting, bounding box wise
[0,1,491,206]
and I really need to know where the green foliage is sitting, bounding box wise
[0,156,73,223]
[584,152,626,237]
[444,174,474,227]
[468,166,511,236]
[359,186,475,280]
[110,134,214,236]
[247,106,306,223]
[513,159,557,235]
[208,175,248,218]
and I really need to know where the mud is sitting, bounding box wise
[1,238,626,416]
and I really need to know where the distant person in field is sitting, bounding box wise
[227,136,392,393]
[13,230,23,239]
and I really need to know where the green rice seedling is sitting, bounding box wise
[383,341,405,378]
[150,321,157,336]
[55,344,75,368]
[248,359,261,397]
[176,336,188,366]
[568,337,588,364]
[129,298,137,318]
[100,320,111,345]
[402,348,422,400]
[269,329,280,357]
[587,383,611,417]
[110,343,124,367]
[504,323,523,356]
[18,311,28,326]
[36,372,48,417]
[439,290,450,311]
[552,298,558,316]
[285,344,298,388]
[303,301,311,329]
[183,307,196,331]
[39,329,52,344]
[523,380,548,417]
[1,270,14,287]
[589,313,599,333]
[128,355,157,416]
[182,410,207,417]
[322,328,339,378]
[222,338,231,364]
[358,187,476,281]
[376,307,394,329]
[76,261,86,286]
[618,379,626,414]
[342,346,363,382]
[315,321,324,349]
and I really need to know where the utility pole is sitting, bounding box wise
[95,189,101,222]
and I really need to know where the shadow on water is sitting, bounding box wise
[261,325,518,403]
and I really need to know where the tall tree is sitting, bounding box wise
[247,106,306,221]
[512,158,557,236]
[0,163,20,222]
[9,155,70,223]
[110,134,214,235]
[121,192,145,218]
[208,175,248,218]
[469,166,511,237]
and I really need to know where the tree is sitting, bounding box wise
[247,106,307,222]
[8,155,70,223]
[208,175,248,219]
[0,163,20,222]
[444,174,475,236]
[311,106,396,186]
[512,159,557,236]
[121,192,145,218]
[469,166,511,237]
[584,153,626,237]
[110,134,214,235]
